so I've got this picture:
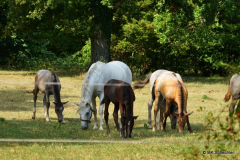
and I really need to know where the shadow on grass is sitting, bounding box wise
[183,77,230,85]
[0,89,74,112]
[0,118,205,141]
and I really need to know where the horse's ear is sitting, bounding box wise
[74,102,80,106]
[133,116,138,119]
[184,111,193,116]
[62,101,69,105]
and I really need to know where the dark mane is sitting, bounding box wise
[51,72,61,103]
[177,80,184,116]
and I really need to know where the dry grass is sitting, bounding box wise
[0,70,239,159]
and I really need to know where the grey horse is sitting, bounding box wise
[31,70,68,123]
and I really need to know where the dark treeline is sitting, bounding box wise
[0,0,239,76]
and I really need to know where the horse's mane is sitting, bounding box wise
[78,62,105,111]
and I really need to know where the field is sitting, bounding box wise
[0,70,239,159]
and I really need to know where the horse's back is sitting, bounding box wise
[35,70,60,92]
[230,73,240,100]
[107,61,132,84]
[156,72,181,96]
[150,70,182,92]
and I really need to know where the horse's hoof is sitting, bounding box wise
[152,128,155,132]
[93,125,98,130]
[148,125,153,129]
[32,116,35,119]
[108,134,111,137]
[99,126,104,130]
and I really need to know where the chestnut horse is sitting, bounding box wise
[153,72,193,133]
[224,73,240,129]
[100,79,138,138]
[31,70,68,123]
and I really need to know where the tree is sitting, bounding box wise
[0,0,129,65]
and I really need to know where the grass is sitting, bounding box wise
[0,70,239,159]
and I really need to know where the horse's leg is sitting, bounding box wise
[159,97,165,131]
[157,96,164,130]
[119,103,125,138]
[152,93,160,132]
[92,97,98,130]
[229,99,237,130]
[32,88,39,119]
[43,93,50,122]
[148,95,154,129]
[104,100,110,136]
[186,116,193,133]
[163,99,171,132]
[113,103,120,134]
[98,94,105,130]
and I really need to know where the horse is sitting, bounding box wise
[133,70,181,129]
[31,70,68,123]
[224,73,240,129]
[74,61,132,130]
[153,71,193,133]
[100,79,138,138]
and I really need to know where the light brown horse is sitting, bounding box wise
[133,70,181,130]
[153,72,193,133]
[100,79,138,138]
[31,70,68,123]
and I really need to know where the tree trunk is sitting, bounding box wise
[90,29,110,65]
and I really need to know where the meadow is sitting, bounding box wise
[0,70,239,159]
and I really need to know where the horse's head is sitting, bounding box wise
[175,111,193,133]
[53,101,68,124]
[74,101,95,130]
[123,115,138,138]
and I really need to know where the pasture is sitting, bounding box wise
[0,70,239,159]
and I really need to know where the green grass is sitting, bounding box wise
[0,70,239,159]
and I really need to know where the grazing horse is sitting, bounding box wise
[153,72,193,133]
[224,73,240,129]
[74,61,132,130]
[133,70,181,129]
[31,70,68,123]
[100,79,138,138]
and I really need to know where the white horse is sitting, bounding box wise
[133,70,182,129]
[74,61,132,130]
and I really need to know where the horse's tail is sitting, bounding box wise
[133,73,152,89]
[224,80,231,102]
[151,80,157,101]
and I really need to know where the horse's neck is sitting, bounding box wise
[81,68,102,104]
[53,85,61,103]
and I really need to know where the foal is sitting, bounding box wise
[31,70,68,123]
[100,79,138,138]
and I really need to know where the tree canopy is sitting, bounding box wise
[0,0,239,76]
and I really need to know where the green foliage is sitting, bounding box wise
[202,95,209,99]
[0,0,240,75]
